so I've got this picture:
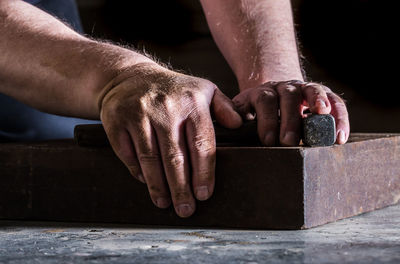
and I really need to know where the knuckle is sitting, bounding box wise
[305,89,328,102]
[181,77,216,93]
[153,92,167,104]
[165,151,185,168]
[149,92,170,109]
[138,152,161,164]
[303,84,322,94]
[152,94,175,113]
[255,89,277,104]
[192,136,215,155]
[146,92,179,116]
[182,90,196,103]
[280,85,301,97]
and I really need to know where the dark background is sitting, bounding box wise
[76,0,399,133]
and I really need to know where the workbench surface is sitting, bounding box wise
[1,203,399,264]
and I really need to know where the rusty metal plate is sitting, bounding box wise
[0,134,399,229]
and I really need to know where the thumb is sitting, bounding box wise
[211,89,243,129]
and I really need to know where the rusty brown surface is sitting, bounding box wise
[0,141,304,229]
[303,135,400,228]
[0,134,399,229]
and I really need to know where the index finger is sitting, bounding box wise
[301,82,331,115]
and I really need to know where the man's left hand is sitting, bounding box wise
[232,80,350,146]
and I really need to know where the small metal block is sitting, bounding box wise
[303,114,336,147]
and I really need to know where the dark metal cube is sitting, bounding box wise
[303,114,336,147]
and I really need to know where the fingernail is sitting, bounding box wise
[195,186,209,201]
[316,99,327,108]
[176,204,193,217]
[283,132,299,146]
[338,130,346,144]
[263,132,275,146]
[137,174,145,184]
[156,198,170,208]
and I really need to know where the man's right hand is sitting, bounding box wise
[99,63,242,218]
[0,0,243,219]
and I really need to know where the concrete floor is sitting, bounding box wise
[1,204,400,264]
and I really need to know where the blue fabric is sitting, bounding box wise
[0,0,99,142]
[22,0,42,6]
[35,0,83,33]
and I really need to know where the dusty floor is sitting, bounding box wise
[1,203,400,263]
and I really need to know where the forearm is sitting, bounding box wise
[0,0,154,119]
[200,0,303,90]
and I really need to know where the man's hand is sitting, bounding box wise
[99,63,242,218]
[199,0,351,146]
[232,80,350,146]
[0,0,245,219]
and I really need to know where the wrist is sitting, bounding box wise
[84,40,162,118]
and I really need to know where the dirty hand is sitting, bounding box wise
[232,80,350,146]
[99,63,242,218]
